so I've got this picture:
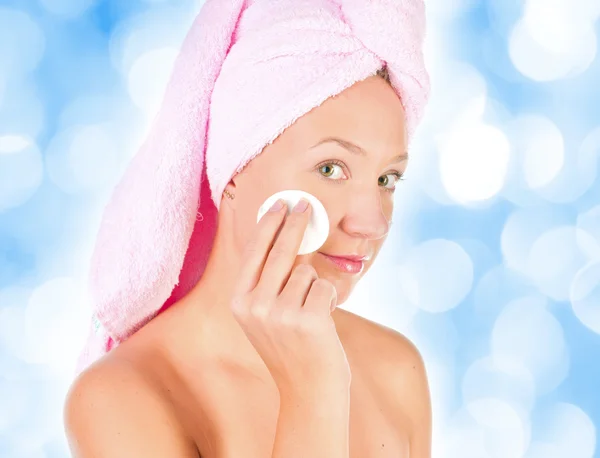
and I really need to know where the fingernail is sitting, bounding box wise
[269,199,284,212]
[293,198,309,213]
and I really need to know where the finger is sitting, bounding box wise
[254,199,312,298]
[232,199,288,298]
[302,278,337,316]
[277,264,319,309]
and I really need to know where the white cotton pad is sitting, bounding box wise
[257,190,329,255]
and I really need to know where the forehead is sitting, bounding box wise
[282,76,407,155]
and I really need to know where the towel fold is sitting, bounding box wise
[75,0,430,376]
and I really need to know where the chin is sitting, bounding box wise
[314,266,360,306]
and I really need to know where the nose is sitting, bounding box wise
[338,192,391,240]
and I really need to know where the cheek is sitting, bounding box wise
[383,197,394,218]
[368,244,385,264]
[233,201,260,250]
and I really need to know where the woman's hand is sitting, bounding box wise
[230,198,351,393]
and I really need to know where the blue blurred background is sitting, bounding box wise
[0,0,599,457]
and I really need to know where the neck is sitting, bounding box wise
[189,219,241,318]
[173,210,271,377]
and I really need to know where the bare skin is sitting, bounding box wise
[64,75,432,457]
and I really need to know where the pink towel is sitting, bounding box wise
[75,0,430,376]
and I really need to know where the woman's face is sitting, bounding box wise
[225,74,408,305]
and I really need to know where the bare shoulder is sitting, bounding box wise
[63,352,198,457]
[337,308,432,456]
[336,307,424,366]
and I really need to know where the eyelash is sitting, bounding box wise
[315,159,405,193]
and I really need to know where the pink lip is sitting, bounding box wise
[322,253,370,262]
[340,255,369,262]
[319,253,365,274]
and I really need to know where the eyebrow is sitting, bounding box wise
[310,137,408,163]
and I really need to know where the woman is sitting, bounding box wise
[64,0,432,456]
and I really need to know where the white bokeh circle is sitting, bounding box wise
[508,7,597,81]
[437,120,510,204]
[127,46,179,118]
[0,7,45,75]
[466,397,530,458]
[491,295,569,395]
[0,135,44,213]
[500,206,571,276]
[45,123,122,194]
[462,355,536,416]
[535,402,597,458]
[527,226,600,301]
[577,205,600,252]
[570,260,600,334]
[39,0,98,19]
[399,239,474,313]
[23,277,91,374]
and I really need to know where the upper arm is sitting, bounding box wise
[63,362,196,458]
[402,340,432,458]
[378,331,432,458]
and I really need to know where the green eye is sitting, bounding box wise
[320,164,335,177]
[316,160,404,193]
[318,162,346,179]
[380,172,404,192]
